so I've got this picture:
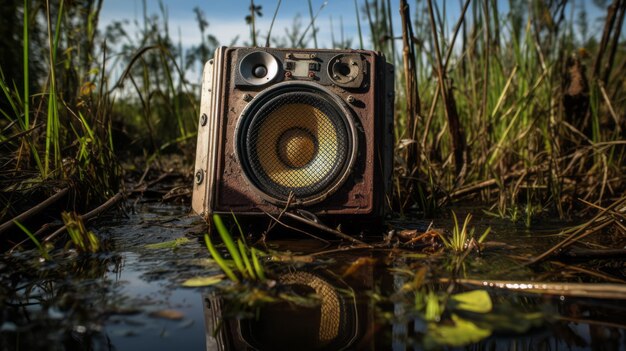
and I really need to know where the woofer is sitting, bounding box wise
[235,82,358,205]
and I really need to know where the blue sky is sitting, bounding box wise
[99,0,367,48]
[98,1,611,54]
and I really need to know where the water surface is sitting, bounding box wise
[1,201,624,350]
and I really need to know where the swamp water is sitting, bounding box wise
[1,200,625,350]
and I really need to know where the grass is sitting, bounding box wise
[1,0,625,247]
[437,212,490,254]
[14,220,51,260]
[205,214,266,283]
[392,0,625,220]
[62,211,101,253]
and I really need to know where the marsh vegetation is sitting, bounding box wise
[1,0,625,349]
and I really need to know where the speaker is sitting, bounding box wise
[192,47,394,220]
[203,266,375,350]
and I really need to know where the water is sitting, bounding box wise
[1,201,625,350]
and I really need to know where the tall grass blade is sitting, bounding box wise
[307,0,318,47]
[297,1,328,47]
[204,233,239,283]
[212,214,246,274]
[23,0,29,129]
[354,0,364,49]
[251,247,266,281]
[265,0,282,47]
[62,212,101,253]
[230,211,245,239]
[44,0,65,177]
[14,220,50,260]
[237,239,255,279]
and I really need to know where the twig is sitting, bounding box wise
[558,248,626,260]
[130,172,175,193]
[12,169,183,250]
[260,211,329,245]
[555,316,626,330]
[261,193,294,241]
[525,196,626,265]
[282,212,370,247]
[442,278,626,300]
[42,192,124,243]
[0,187,69,235]
[550,261,626,284]
[0,124,44,147]
[598,80,622,133]
[309,244,374,257]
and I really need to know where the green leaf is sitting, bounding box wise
[424,314,492,349]
[478,227,491,243]
[182,274,225,287]
[449,290,493,313]
[424,291,442,322]
[145,237,190,250]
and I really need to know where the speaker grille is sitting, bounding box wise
[237,84,356,204]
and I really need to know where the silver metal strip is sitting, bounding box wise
[192,47,226,219]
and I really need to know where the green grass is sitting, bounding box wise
[62,211,101,253]
[14,220,51,260]
[437,212,490,253]
[205,214,267,283]
[1,1,625,246]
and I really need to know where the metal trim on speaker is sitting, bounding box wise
[235,81,358,206]
[192,46,227,219]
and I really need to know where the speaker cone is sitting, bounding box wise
[236,82,357,205]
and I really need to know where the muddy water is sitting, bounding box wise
[1,201,625,350]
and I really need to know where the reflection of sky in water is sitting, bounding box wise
[104,252,207,350]
[100,203,212,350]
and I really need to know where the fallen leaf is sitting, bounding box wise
[397,229,419,241]
[449,290,493,313]
[424,314,492,348]
[342,257,376,277]
[149,309,185,320]
[145,237,190,250]
[181,274,224,287]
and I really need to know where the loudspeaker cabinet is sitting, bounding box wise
[193,47,394,220]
